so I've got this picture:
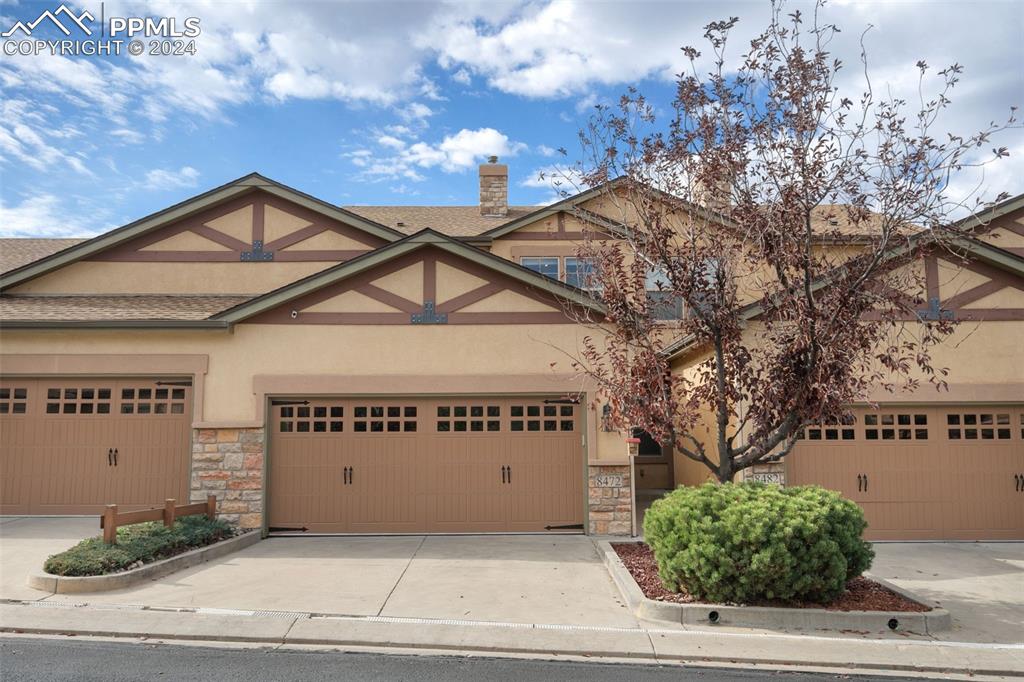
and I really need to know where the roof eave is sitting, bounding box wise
[0,172,405,292]
[0,320,233,330]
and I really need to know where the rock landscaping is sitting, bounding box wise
[613,542,929,612]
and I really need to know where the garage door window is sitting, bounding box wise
[120,387,186,415]
[279,405,344,433]
[44,386,112,415]
[0,387,29,414]
[864,413,927,440]
[947,412,1013,440]
[437,404,501,432]
[799,415,856,441]
[354,405,416,433]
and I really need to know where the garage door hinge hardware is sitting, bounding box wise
[544,524,584,531]
[271,400,310,406]
[154,380,192,387]
[268,526,308,532]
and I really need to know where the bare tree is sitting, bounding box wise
[556,1,1017,482]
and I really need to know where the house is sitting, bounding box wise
[1,163,1021,540]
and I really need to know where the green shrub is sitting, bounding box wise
[642,482,874,604]
[44,516,235,577]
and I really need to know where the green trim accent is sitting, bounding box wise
[211,228,606,323]
[0,173,404,291]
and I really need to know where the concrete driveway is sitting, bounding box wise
[3,517,1021,642]
[0,516,96,601]
[871,542,1024,644]
[1,518,635,627]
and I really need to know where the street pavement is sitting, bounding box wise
[0,636,955,682]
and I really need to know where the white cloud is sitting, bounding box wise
[536,144,558,157]
[397,102,434,123]
[353,127,527,181]
[451,68,472,85]
[521,164,586,192]
[0,194,92,237]
[110,128,146,145]
[377,135,406,149]
[141,166,201,191]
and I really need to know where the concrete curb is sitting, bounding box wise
[27,531,262,594]
[1,602,1019,678]
[597,540,952,634]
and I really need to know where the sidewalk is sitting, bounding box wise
[2,600,1022,679]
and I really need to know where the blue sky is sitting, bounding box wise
[1,0,1021,237]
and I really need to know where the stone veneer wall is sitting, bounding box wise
[191,427,265,529]
[742,459,786,486]
[587,464,633,536]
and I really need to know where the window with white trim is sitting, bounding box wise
[520,257,560,280]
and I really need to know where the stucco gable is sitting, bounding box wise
[0,173,404,293]
[215,229,604,326]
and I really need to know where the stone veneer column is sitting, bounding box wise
[742,460,786,486]
[191,428,265,529]
[587,464,633,535]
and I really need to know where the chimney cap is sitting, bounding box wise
[487,155,498,163]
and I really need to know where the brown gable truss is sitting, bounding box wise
[92,191,389,263]
[213,229,606,326]
[662,200,1024,362]
[0,173,405,290]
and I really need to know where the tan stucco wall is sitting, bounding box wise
[0,322,626,463]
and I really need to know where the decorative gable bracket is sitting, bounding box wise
[240,240,275,262]
[917,296,954,321]
[411,300,447,324]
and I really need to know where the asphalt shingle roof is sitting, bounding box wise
[1,238,87,274]
[0,295,252,321]
[342,205,539,236]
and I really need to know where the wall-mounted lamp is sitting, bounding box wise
[601,403,614,432]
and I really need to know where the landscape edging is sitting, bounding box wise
[26,530,262,594]
[595,539,951,634]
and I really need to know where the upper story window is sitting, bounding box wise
[645,266,683,320]
[520,257,560,280]
[564,257,600,291]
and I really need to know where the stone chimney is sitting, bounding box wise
[479,156,508,217]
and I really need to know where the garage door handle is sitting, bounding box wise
[506,466,511,484]
[863,473,867,492]
[501,466,507,484]
[107,448,113,466]
[113,448,118,467]
[1016,474,1021,492]
[857,474,863,492]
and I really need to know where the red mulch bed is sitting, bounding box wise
[612,542,929,612]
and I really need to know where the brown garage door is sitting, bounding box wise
[787,404,1024,541]
[0,378,192,515]
[268,396,584,533]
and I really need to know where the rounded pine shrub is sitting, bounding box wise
[642,482,874,604]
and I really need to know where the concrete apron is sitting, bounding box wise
[1,601,1022,679]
